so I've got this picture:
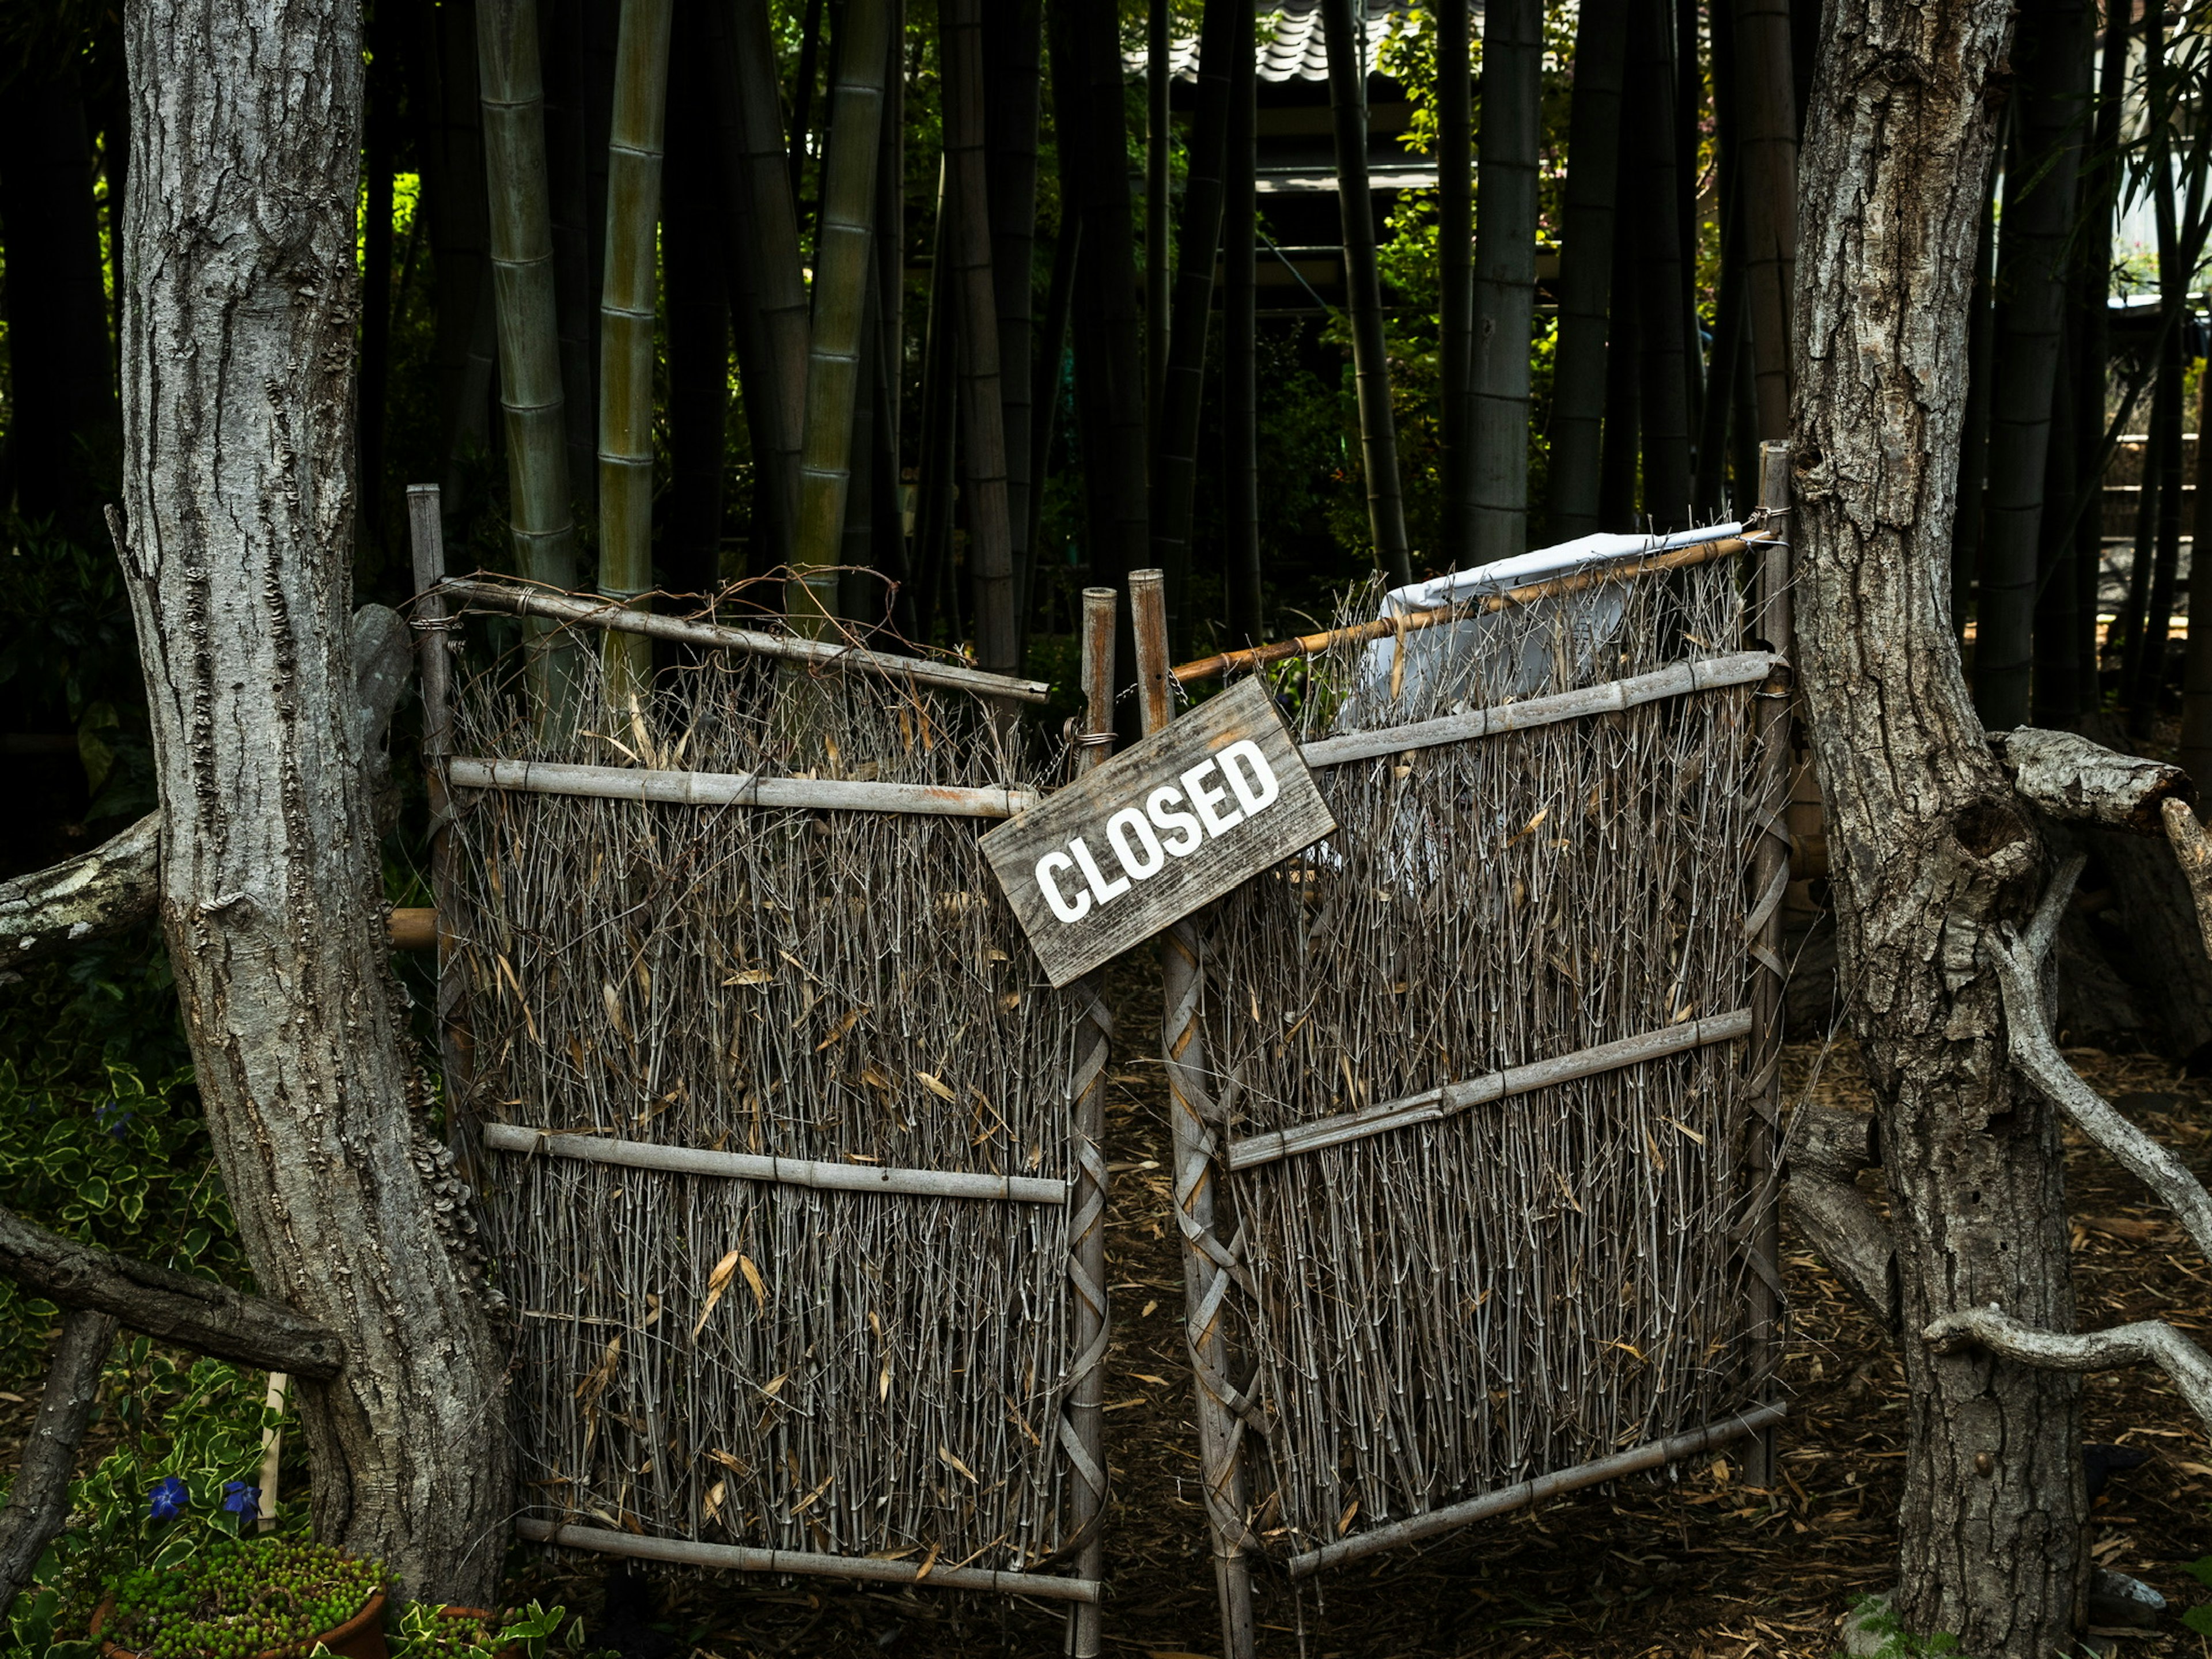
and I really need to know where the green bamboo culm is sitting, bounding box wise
[597,0,676,704]
[790,0,893,632]
[477,0,581,722]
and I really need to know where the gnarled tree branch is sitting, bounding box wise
[0,1307,119,1615]
[1925,1305,2212,1431]
[2161,796,2212,962]
[0,1206,342,1379]
[1786,1103,1896,1326]
[1989,728,2192,834]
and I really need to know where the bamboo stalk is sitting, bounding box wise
[1283,1404,1789,1577]
[940,0,1020,672]
[1733,0,1798,440]
[476,0,582,717]
[1297,653,1779,770]
[791,0,894,629]
[1437,0,1473,565]
[448,757,1038,819]
[1226,1011,1753,1173]
[437,578,1051,701]
[596,0,675,705]
[407,486,480,1179]
[1062,586,1117,1659]
[255,1373,288,1533]
[1172,533,1759,683]
[482,1124,1068,1203]
[1146,0,1171,433]
[986,0,1043,632]
[1224,27,1259,645]
[1132,570,1256,1659]
[1631,2,1692,530]
[1320,0,1410,585]
[514,1518,1100,1601]
[1546,0,1628,539]
[1468,0,1540,563]
[1024,216,1080,650]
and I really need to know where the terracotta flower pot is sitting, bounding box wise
[93,1587,388,1659]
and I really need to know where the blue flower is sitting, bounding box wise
[95,1100,135,1139]
[222,1482,260,1524]
[147,1476,188,1521]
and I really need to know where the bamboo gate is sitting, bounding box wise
[408,441,1791,1658]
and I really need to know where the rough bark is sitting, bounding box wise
[1987,728,2192,834]
[116,0,512,1600]
[1791,0,2086,1650]
[1787,1104,1895,1326]
[0,1309,119,1616]
[0,1207,339,1377]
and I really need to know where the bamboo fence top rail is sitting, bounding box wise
[447,757,1037,819]
[1298,652,1782,769]
[1281,1402,1789,1578]
[1224,1010,1755,1173]
[481,1123,1070,1204]
[1172,532,1768,684]
[512,1519,1101,1603]
[438,576,1054,703]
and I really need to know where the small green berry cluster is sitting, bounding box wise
[105,1536,383,1659]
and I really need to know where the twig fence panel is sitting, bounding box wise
[422,568,1107,1615]
[1146,526,1790,1640]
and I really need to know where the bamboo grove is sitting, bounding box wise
[0,0,2202,736]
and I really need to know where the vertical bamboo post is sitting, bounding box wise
[255,1372,287,1533]
[1062,586,1118,1659]
[1223,18,1259,647]
[408,484,479,1185]
[1146,0,1171,437]
[596,0,675,707]
[1743,441,1792,1487]
[1130,570,1255,1659]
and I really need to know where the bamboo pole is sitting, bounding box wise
[1150,0,1236,650]
[1226,1010,1754,1172]
[1733,0,1798,440]
[514,1519,1100,1601]
[1131,570,1255,1659]
[1285,1404,1789,1577]
[481,1124,1067,1203]
[255,1373,287,1533]
[941,0,1020,673]
[596,0,675,706]
[407,486,480,1181]
[448,757,1039,819]
[791,0,894,630]
[1298,653,1779,768]
[1321,0,1411,586]
[1062,586,1117,1659]
[1468,0,1540,563]
[1224,22,1260,646]
[1742,439,1794,1488]
[1631,2,1692,530]
[1147,0,1172,435]
[1172,532,1759,683]
[1025,216,1081,650]
[476,0,582,719]
[436,577,1052,700]
[1437,0,1473,565]
[1546,0,1628,539]
[986,0,1043,646]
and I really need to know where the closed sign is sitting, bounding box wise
[979,677,1336,986]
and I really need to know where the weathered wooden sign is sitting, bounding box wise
[980,676,1336,986]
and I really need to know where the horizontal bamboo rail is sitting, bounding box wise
[448,757,1037,819]
[482,1124,1070,1204]
[514,1518,1100,1602]
[1173,533,1765,684]
[1283,1402,1788,1577]
[1224,1010,1754,1173]
[388,907,436,950]
[1299,653,1781,770]
[438,577,1052,703]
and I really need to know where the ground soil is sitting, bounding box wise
[11,974,2212,1657]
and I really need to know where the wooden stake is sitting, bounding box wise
[256,1372,288,1532]
[1130,569,1256,1659]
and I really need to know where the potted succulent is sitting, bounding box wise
[93,1536,387,1659]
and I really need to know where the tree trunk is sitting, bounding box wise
[1793,1,2086,1652]
[941,0,1019,671]
[1437,0,1474,563]
[1950,165,1997,638]
[1152,0,1236,649]
[1467,0,1540,564]
[1733,0,1797,441]
[1972,0,2088,729]
[1632,0,1692,531]
[118,0,512,1600]
[1224,26,1260,645]
[1321,0,1411,584]
[1547,0,1629,541]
